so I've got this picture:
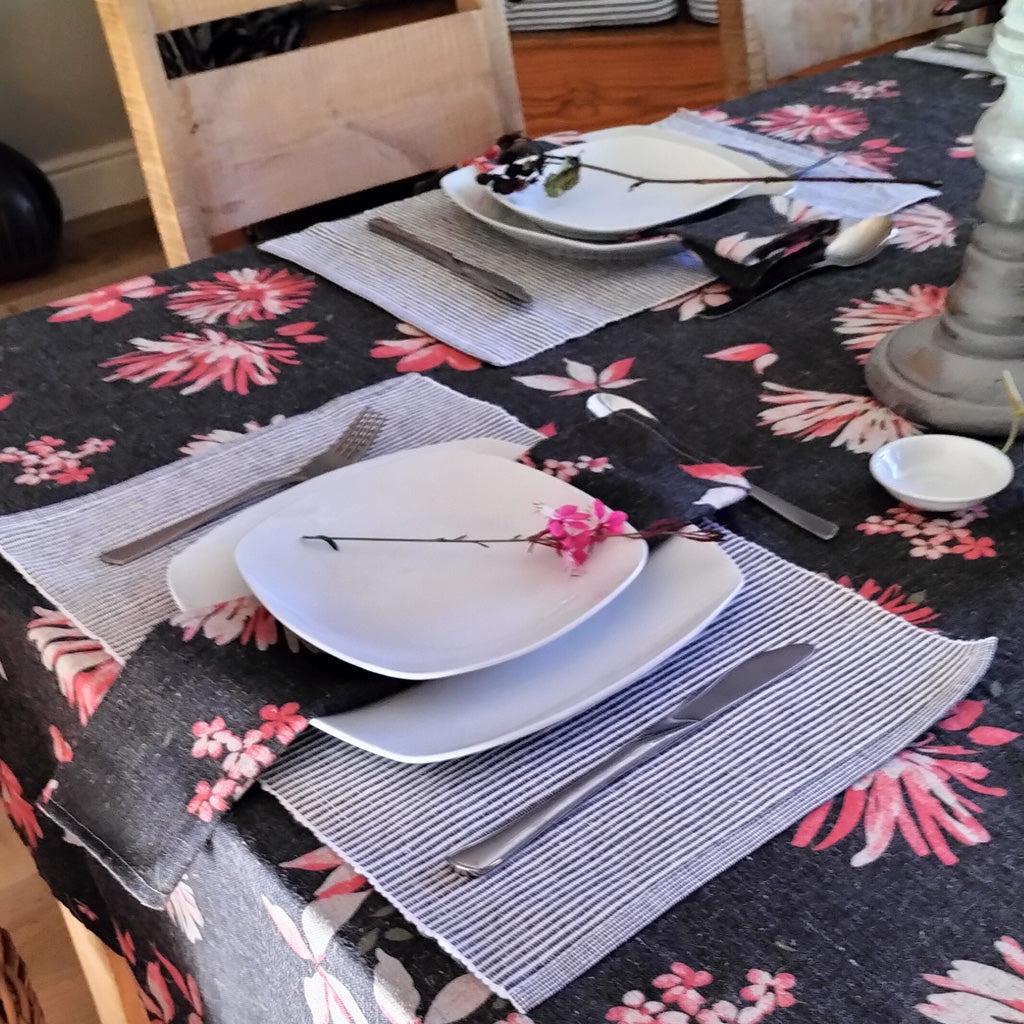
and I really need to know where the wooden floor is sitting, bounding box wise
[0,17,724,320]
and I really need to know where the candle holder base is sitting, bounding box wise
[865,316,1022,435]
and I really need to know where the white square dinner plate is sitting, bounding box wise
[492,125,790,240]
[313,531,742,762]
[233,447,648,680]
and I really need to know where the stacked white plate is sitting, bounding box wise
[167,440,743,762]
[687,0,718,24]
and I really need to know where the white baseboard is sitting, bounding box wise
[40,139,147,223]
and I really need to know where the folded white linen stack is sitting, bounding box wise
[0,375,540,660]
[261,529,996,1010]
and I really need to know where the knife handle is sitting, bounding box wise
[367,217,451,264]
[447,732,677,878]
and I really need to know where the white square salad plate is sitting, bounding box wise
[491,125,790,240]
[313,531,742,762]
[232,447,648,680]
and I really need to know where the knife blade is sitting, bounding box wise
[446,642,816,878]
[367,216,532,304]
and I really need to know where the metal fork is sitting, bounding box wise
[99,407,386,566]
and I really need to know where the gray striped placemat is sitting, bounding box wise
[0,376,540,661]
[261,529,996,1010]
[260,189,710,367]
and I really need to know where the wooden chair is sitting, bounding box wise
[717,0,982,98]
[94,0,524,265]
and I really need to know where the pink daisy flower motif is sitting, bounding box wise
[832,284,948,362]
[259,702,308,744]
[652,282,732,321]
[749,104,869,143]
[792,698,1019,867]
[47,275,170,323]
[758,382,920,454]
[515,357,642,397]
[706,343,778,375]
[370,323,482,373]
[166,267,315,325]
[918,935,1024,1024]
[100,325,324,395]
[892,204,958,253]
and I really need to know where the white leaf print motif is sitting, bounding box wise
[165,877,204,943]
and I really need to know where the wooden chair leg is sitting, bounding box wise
[56,910,147,1024]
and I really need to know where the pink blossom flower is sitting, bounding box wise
[101,326,323,396]
[0,436,115,488]
[370,323,482,372]
[750,104,869,143]
[47,275,170,323]
[706,344,778,375]
[758,382,920,454]
[259,702,308,743]
[918,935,1024,1022]
[27,607,121,724]
[171,597,291,651]
[653,963,713,1014]
[190,717,239,759]
[187,777,239,822]
[653,281,732,321]
[223,731,276,780]
[543,503,593,537]
[792,699,1019,865]
[166,268,314,324]
[0,759,42,847]
[855,503,995,561]
[893,204,957,252]
[592,499,628,538]
[833,284,947,361]
[541,458,579,480]
[515,357,641,396]
[825,79,900,100]
[606,991,690,1024]
[740,971,796,1012]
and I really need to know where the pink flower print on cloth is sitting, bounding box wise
[370,323,482,373]
[172,596,297,652]
[706,344,778,375]
[0,759,42,847]
[680,462,754,510]
[749,104,869,143]
[514,357,642,397]
[27,607,121,725]
[179,414,285,456]
[893,205,957,253]
[835,576,940,628]
[825,79,900,100]
[527,453,613,481]
[607,962,797,1024]
[652,282,732,321]
[0,435,115,486]
[100,324,325,396]
[758,382,919,454]
[917,934,1024,1023]
[833,284,947,362]
[793,699,1019,866]
[47,275,170,323]
[166,267,315,325]
[856,502,996,561]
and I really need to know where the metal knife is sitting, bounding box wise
[446,643,816,878]
[366,217,532,304]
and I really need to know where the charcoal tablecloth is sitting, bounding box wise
[1,56,1021,1024]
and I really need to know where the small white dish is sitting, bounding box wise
[168,437,528,611]
[313,531,742,761]
[440,165,684,262]
[491,125,790,241]
[869,434,1014,512]
[234,448,648,680]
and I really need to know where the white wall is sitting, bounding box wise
[0,0,145,219]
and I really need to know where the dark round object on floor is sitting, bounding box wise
[0,141,63,284]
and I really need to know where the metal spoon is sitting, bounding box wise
[699,215,894,319]
[585,393,840,540]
